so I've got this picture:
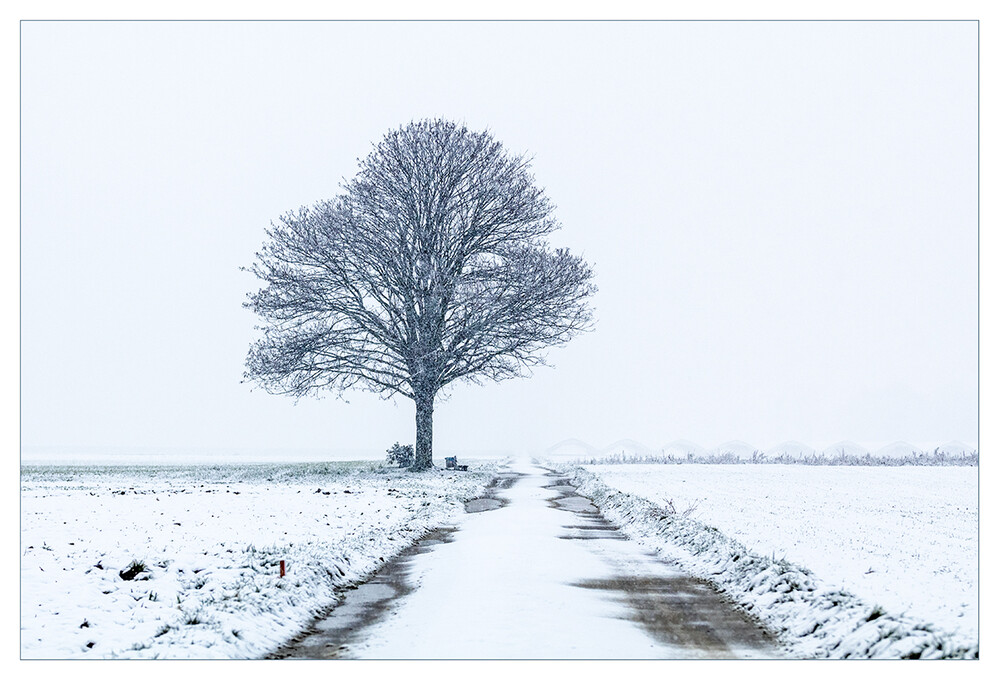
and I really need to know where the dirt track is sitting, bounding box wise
[270,462,781,659]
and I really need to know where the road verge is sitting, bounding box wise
[544,461,978,659]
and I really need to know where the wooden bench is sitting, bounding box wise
[445,457,468,472]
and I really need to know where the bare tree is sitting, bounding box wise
[244,119,596,470]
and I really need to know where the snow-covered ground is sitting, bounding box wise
[550,462,978,659]
[20,461,496,659]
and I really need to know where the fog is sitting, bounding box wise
[20,21,977,459]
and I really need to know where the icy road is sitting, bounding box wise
[272,461,781,659]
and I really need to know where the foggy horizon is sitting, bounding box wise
[21,21,978,458]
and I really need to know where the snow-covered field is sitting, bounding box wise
[20,461,496,659]
[552,462,978,659]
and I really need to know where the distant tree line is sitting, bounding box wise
[576,448,979,467]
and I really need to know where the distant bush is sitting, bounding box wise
[386,443,415,468]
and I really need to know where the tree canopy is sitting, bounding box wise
[245,119,596,469]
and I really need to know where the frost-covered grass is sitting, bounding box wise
[21,460,496,659]
[575,450,978,466]
[547,462,978,659]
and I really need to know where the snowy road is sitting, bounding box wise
[272,462,780,659]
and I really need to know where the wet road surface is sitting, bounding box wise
[270,462,781,659]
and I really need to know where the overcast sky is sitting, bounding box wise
[20,20,978,457]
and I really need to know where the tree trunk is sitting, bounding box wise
[413,391,434,470]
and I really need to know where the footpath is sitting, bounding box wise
[273,460,780,659]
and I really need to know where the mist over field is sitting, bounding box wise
[20,19,977,660]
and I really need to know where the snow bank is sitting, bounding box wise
[545,462,978,659]
[21,461,496,659]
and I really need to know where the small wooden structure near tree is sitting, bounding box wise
[444,456,468,472]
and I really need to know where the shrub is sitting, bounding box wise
[386,442,415,468]
[119,559,148,581]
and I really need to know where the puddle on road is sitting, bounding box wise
[573,575,777,657]
[557,530,629,541]
[558,521,629,540]
[463,470,523,513]
[544,475,600,515]
[490,471,523,490]
[553,495,599,513]
[464,498,503,513]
